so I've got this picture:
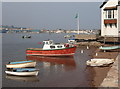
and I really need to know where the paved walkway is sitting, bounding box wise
[99,53,119,87]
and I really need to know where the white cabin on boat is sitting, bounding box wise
[43,40,66,50]
[68,39,76,44]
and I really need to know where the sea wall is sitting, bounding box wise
[99,53,119,87]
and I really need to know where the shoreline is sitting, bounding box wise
[91,45,119,87]
[76,43,119,87]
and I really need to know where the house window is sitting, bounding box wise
[108,10,112,18]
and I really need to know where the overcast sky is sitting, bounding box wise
[2,2,102,30]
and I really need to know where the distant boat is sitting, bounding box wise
[22,35,31,38]
[68,39,76,44]
[6,60,36,68]
[5,68,39,76]
[99,46,120,50]
[86,58,114,67]
[64,35,72,38]
[26,40,76,57]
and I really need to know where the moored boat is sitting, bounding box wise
[26,40,76,57]
[86,58,114,67]
[64,35,72,38]
[6,60,36,68]
[22,35,31,38]
[68,38,76,44]
[5,68,39,76]
[99,46,120,50]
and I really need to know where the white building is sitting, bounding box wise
[100,0,120,37]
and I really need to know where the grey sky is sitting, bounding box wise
[2,0,105,2]
[0,2,1,27]
[2,2,102,30]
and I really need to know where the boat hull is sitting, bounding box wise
[86,58,114,67]
[99,46,120,50]
[26,47,76,57]
[5,71,39,76]
[6,62,36,68]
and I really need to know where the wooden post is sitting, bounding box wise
[104,36,106,44]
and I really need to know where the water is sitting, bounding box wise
[2,33,109,87]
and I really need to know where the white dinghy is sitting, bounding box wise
[5,68,39,76]
[6,60,36,68]
[86,58,114,67]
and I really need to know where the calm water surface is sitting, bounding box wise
[2,33,109,87]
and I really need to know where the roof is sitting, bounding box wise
[100,0,109,8]
[104,6,117,10]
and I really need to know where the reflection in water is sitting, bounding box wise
[26,56,76,73]
[6,75,39,82]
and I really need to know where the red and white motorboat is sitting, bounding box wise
[26,40,76,57]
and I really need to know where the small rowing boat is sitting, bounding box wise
[22,35,31,38]
[6,60,36,68]
[64,35,72,38]
[5,68,39,76]
[99,46,120,50]
[86,58,114,67]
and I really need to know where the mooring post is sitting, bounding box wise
[81,50,84,53]
[87,46,89,49]
[95,53,98,56]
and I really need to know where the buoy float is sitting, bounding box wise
[87,46,89,49]
[95,53,98,56]
[81,50,84,53]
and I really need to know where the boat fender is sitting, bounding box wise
[65,44,69,47]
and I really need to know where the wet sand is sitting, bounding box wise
[87,66,111,87]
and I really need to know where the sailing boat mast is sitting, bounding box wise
[77,13,80,34]
[75,13,80,34]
